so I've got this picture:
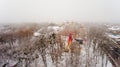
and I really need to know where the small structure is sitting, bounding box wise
[33,32,41,37]
[75,38,83,44]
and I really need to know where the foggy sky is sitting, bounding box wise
[0,0,120,23]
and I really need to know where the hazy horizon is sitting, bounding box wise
[0,0,120,23]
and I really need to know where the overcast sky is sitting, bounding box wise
[0,0,120,23]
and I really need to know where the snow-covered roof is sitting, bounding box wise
[108,34,120,39]
[33,32,41,37]
[47,26,63,33]
[48,26,60,30]
[108,26,120,31]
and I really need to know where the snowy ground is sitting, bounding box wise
[28,39,113,67]
[0,23,113,67]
